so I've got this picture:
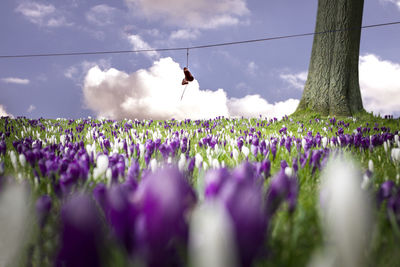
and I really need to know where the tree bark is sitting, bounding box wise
[297,0,364,116]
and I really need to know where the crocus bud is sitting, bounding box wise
[368,159,374,173]
[391,148,400,163]
[19,153,26,167]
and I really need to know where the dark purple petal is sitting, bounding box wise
[56,194,103,267]
[204,168,229,198]
[218,178,267,267]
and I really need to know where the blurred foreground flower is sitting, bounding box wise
[134,166,197,266]
[310,156,372,267]
[0,181,31,267]
[189,202,238,267]
[56,194,104,267]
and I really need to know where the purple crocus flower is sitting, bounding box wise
[290,158,297,174]
[204,168,229,198]
[285,137,292,153]
[271,143,277,160]
[218,178,267,267]
[261,159,271,179]
[265,170,298,217]
[377,180,396,206]
[232,161,259,184]
[56,194,104,267]
[105,184,138,252]
[135,166,197,266]
[0,140,6,155]
[103,139,111,151]
[187,157,195,174]
[36,195,52,228]
[287,178,298,213]
[280,160,288,170]
[93,183,108,211]
[237,138,244,151]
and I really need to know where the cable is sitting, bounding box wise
[0,21,399,59]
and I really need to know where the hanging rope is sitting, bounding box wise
[181,48,190,101]
[186,48,189,68]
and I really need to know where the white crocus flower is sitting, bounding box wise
[302,138,307,150]
[96,155,109,174]
[106,168,112,186]
[284,167,293,177]
[313,156,372,267]
[391,148,400,164]
[9,151,18,170]
[150,158,158,172]
[322,137,328,148]
[212,158,220,169]
[189,202,238,267]
[242,146,249,158]
[195,154,203,169]
[18,154,26,168]
[232,149,239,162]
[368,159,374,173]
[178,154,186,171]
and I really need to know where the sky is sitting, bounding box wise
[1,0,400,120]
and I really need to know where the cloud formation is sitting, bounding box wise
[170,29,201,41]
[15,2,71,27]
[0,105,13,118]
[280,71,308,90]
[124,0,249,29]
[359,54,400,116]
[127,35,159,59]
[86,4,117,26]
[1,77,30,85]
[82,57,298,120]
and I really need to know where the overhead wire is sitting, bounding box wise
[0,21,399,59]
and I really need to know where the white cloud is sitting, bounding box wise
[359,54,400,116]
[125,0,249,29]
[15,2,71,28]
[127,35,159,59]
[86,4,117,26]
[82,57,297,120]
[280,71,308,90]
[0,105,13,118]
[170,29,200,41]
[27,105,36,113]
[228,95,299,119]
[1,77,30,85]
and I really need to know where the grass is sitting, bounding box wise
[0,112,399,266]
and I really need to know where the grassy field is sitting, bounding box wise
[0,112,399,267]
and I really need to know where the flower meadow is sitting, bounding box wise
[0,114,399,267]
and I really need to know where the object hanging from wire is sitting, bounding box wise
[180,48,194,100]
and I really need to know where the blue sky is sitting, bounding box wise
[1,0,400,119]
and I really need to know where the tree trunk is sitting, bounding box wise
[297,0,364,116]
